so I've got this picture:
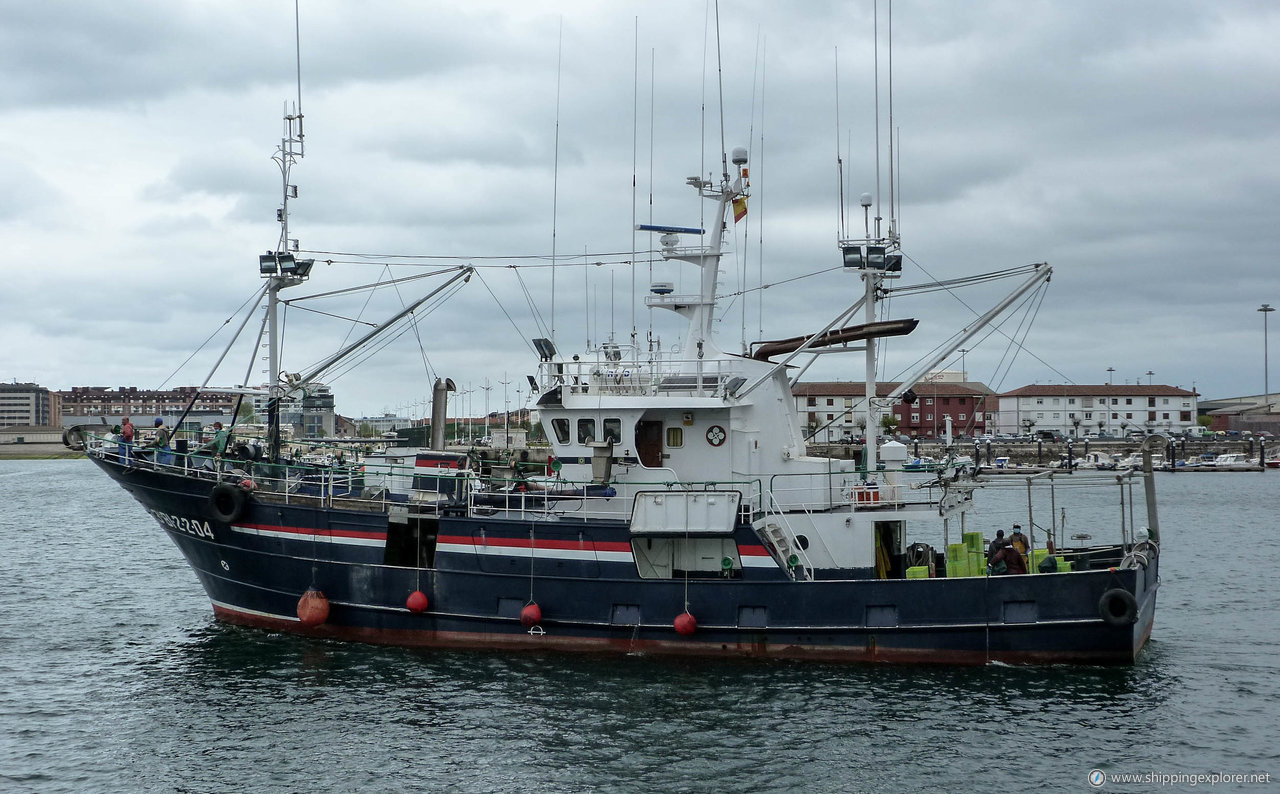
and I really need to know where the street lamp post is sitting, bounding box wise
[1261,304,1275,414]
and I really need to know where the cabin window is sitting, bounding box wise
[603,418,622,444]
[577,418,596,444]
[666,427,683,447]
[552,418,570,444]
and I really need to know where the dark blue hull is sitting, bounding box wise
[97,457,1157,665]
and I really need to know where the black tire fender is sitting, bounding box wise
[209,482,248,524]
[1098,588,1138,626]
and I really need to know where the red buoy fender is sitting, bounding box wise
[674,612,697,636]
[520,603,543,627]
[297,588,330,627]
[406,590,429,613]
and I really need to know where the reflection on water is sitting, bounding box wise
[125,619,1186,792]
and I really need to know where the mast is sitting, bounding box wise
[260,4,311,462]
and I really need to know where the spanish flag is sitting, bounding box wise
[732,197,747,223]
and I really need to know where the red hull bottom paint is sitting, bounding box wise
[210,604,1141,666]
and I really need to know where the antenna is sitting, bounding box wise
[758,36,766,344]
[631,16,639,352]
[887,0,895,241]
[293,0,304,157]
[873,0,882,239]
[550,18,563,347]
[714,0,730,184]
[835,48,846,239]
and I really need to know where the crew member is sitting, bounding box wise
[146,418,173,466]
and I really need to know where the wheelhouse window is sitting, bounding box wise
[552,418,570,445]
[577,418,596,444]
[603,418,622,444]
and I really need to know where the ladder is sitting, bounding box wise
[759,511,815,581]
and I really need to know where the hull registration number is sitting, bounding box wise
[148,508,215,540]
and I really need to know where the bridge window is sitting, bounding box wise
[577,418,596,444]
[552,418,570,444]
[603,418,622,443]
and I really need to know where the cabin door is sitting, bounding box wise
[636,420,663,467]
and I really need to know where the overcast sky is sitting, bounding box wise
[3,1,1278,418]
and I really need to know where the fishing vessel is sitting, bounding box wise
[71,41,1161,666]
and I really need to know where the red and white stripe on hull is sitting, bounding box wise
[737,543,779,568]
[436,534,782,568]
[437,533,634,563]
[230,521,387,548]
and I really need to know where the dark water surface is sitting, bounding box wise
[2,459,1277,792]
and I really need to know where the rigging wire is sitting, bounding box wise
[299,252,641,269]
[511,266,551,339]
[717,265,842,300]
[157,284,269,389]
[316,278,469,386]
[283,303,377,327]
[335,265,387,353]
[286,266,463,302]
[388,266,436,384]
[474,270,540,357]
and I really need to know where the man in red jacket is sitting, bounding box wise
[990,543,1028,575]
[119,417,136,464]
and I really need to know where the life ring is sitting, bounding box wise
[209,482,248,524]
[1098,588,1138,626]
